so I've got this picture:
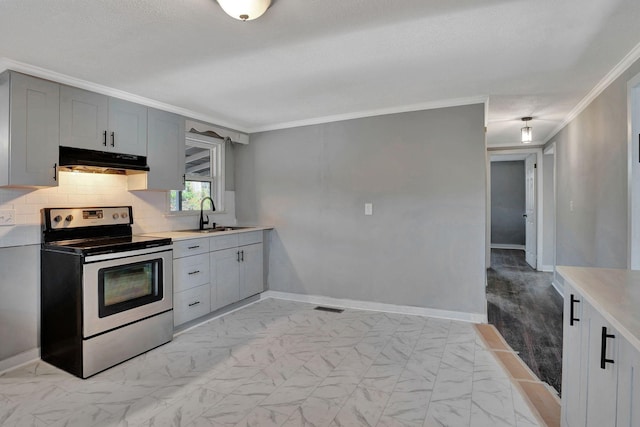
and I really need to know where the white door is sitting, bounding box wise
[525,154,537,268]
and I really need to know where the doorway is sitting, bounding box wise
[486,148,564,394]
[488,149,543,270]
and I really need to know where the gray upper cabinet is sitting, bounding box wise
[129,108,185,191]
[60,86,147,156]
[0,72,60,187]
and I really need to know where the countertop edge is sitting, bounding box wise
[557,265,640,352]
[141,226,274,241]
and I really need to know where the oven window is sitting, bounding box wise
[98,259,163,318]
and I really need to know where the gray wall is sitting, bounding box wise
[549,57,640,268]
[0,245,39,363]
[490,161,525,245]
[235,104,487,316]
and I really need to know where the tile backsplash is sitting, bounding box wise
[0,172,237,247]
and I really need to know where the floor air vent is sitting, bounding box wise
[314,306,344,313]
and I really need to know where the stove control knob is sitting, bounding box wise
[65,215,73,222]
[53,215,62,223]
[121,212,128,219]
[112,213,119,220]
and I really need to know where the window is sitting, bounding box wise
[169,133,225,213]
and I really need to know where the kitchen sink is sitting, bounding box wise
[177,226,255,234]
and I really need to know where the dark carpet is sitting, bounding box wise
[487,249,564,395]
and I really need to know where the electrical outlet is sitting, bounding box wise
[569,201,574,212]
[364,203,373,216]
[0,209,16,226]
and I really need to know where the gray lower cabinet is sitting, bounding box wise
[173,231,264,328]
[0,71,60,187]
[617,336,640,427]
[561,279,640,427]
[561,282,588,427]
[211,248,241,310]
[239,242,264,300]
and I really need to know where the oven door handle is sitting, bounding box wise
[84,245,173,263]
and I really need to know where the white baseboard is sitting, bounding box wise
[0,348,40,375]
[551,280,564,297]
[490,244,525,250]
[541,264,554,273]
[261,291,488,324]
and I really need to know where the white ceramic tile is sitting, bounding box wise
[330,386,390,427]
[0,300,545,427]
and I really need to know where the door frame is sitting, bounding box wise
[627,71,640,269]
[488,147,545,271]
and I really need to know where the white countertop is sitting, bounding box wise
[557,266,640,352]
[142,226,273,241]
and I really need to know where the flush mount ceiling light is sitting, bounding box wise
[216,0,271,21]
[521,117,533,144]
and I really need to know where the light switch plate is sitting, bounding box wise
[0,209,16,226]
[364,203,373,216]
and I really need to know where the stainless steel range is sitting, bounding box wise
[41,206,173,378]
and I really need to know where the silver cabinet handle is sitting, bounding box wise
[103,130,107,146]
[188,270,200,275]
[53,163,57,181]
[241,250,244,262]
[188,245,200,249]
[110,131,115,147]
[188,301,201,307]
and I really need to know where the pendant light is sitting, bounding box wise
[521,117,533,144]
[217,0,272,21]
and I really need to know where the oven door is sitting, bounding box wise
[82,247,173,338]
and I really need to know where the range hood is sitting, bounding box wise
[58,146,150,175]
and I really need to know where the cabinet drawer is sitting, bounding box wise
[239,231,262,246]
[174,284,210,327]
[173,253,210,292]
[210,234,239,251]
[173,238,209,258]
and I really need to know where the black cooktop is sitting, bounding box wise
[43,235,172,256]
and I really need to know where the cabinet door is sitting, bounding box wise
[145,108,185,190]
[585,303,619,427]
[8,73,59,186]
[239,243,263,299]
[616,336,640,427]
[211,248,240,311]
[108,98,147,156]
[562,283,588,427]
[60,86,108,151]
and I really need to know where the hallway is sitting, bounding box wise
[487,249,564,394]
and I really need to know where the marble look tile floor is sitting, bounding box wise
[0,298,542,427]
[486,249,563,395]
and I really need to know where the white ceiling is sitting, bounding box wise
[1,0,640,147]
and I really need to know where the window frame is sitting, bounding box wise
[168,132,225,215]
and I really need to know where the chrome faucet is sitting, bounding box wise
[199,196,216,230]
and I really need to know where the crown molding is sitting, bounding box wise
[543,40,640,143]
[0,57,251,135]
[246,96,489,133]
[0,57,488,136]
